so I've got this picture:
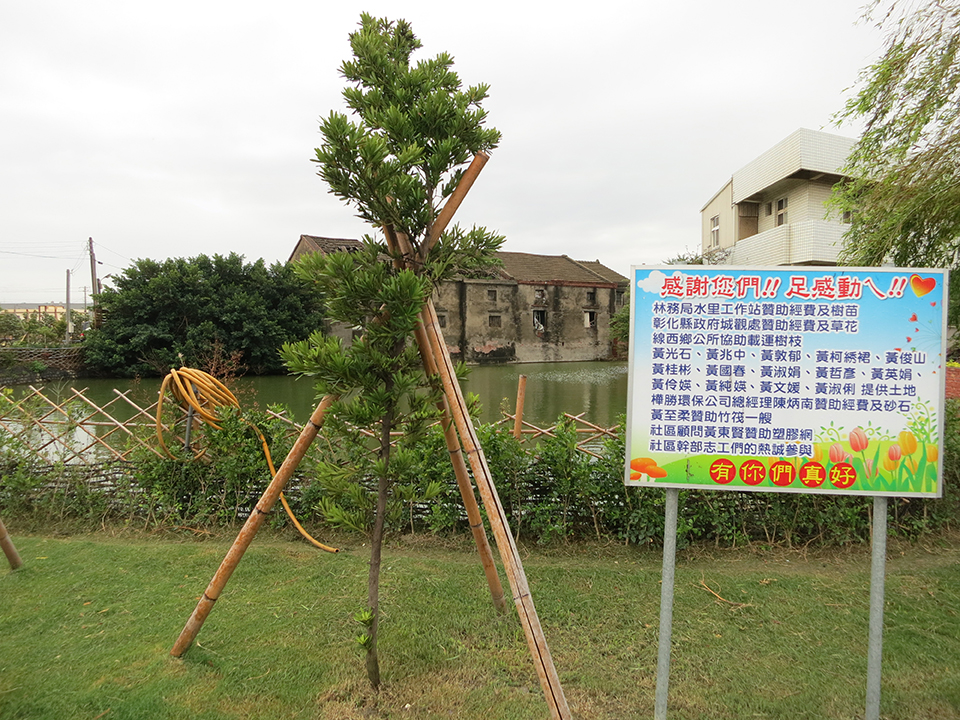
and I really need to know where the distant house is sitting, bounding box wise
[701,129,856,266]
[288,235,629,364]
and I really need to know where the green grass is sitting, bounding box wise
[1,527,959,719]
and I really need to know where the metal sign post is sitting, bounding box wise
[866,496,888,720]
[625,266,948,719]
[654,487,679,720]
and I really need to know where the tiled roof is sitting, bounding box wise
[289,236,625,286]
[289,235,364,262]
[576,260,628,284]
[496,252,623,285]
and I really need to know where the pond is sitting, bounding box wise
[14,361,629,429]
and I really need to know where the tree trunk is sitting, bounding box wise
[365,399,394,690]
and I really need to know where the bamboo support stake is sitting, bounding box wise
[384,221,506,614]
[170,395,336,657]
[413,321,507,615]
[392,214,567,717]
[513,375,527,440]
[422,152,489,257]
[0,516,23,570]
[418,301,570,719]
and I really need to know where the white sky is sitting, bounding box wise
[0,1,883,305]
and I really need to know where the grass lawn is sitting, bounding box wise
[1,527,959,719]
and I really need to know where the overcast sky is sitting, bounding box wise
[0,1,884,306]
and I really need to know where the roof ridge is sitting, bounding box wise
[563,255,610,283]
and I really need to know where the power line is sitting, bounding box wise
[0,249,74,259]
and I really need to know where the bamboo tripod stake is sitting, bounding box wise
[0,516,23,570]
[170,396,335,657]
[389,220,570,718]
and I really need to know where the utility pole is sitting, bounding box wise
[88,237,100,328]
[65,269,71,344]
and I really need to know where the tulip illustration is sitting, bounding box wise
[899,430,918,456]
[849,427,869,452]
[849,427,870,476]
[927,445,939,463]
[888,444,902,462]
[882,455,898,472]
[829,443,845,464]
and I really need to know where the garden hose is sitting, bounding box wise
[156,367,337,553]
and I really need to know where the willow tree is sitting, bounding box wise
[281,14,502,689]
[831,0,960,272]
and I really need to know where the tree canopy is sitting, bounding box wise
[314,13,503,267]
[83,253,325,377]
[831,0,960,268]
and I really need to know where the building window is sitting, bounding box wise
[584,311,597,329]
[586,289,597,305]
[710,215,720,247]
[488,314,501,328]
[842,210,854,224]
[487,289,497,302]
[534,288,546,304]
[616,290,625,307]
[776,197,788,226]
[533,309,546,333]
[437,314,447,328]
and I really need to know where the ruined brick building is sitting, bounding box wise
[289,235,628,364]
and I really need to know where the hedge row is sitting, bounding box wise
[2,406,958,547]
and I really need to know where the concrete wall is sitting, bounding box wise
[433,278,622,364]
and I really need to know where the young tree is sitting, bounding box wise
[831,0,960,270]
[283,14,502,689]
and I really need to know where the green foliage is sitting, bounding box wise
[82,253,325,377]
[0,311,86,347]
[609,292,630,346]
[831,1,960,278]
[281,245,442,537]
[314,13,502,263]
[3,408,959,545]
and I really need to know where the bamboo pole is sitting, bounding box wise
[170,395,336,657]
[422,152,489,257]
[0,516,23,570]
[413,322,507,615]
[418,300,570,719]
[384,221,506,614]
[513,375,527,440]
[390,167,569,716]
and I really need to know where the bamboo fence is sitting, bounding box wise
[0,385,618,469]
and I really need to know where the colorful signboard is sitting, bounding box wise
[624,267,947,497]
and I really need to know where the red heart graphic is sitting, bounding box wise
[907,337,912,342]
[910,313,918,321]
[910,274,936,297]
[932,302,937,307]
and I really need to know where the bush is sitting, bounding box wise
[3,406,959,547]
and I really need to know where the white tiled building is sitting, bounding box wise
[701,129,856,265]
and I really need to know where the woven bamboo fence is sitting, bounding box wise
[0,346,85,371]
[0,385,619,468]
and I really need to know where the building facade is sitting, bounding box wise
[701,129,856,266]
[289,236,628,364]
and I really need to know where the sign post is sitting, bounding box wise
[625,266,947,719]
